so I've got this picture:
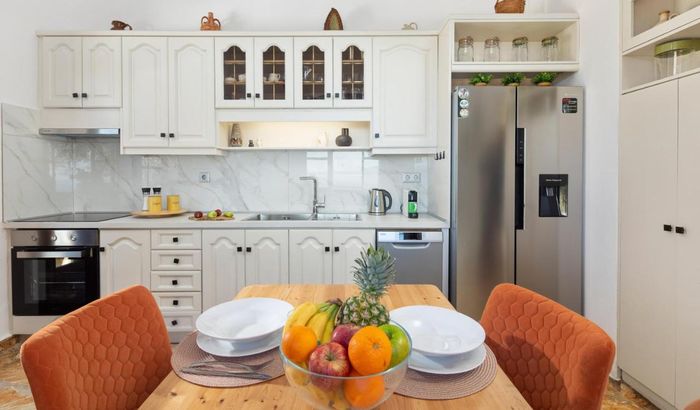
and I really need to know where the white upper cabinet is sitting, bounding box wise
[82,37,122,107]
[372,37,437,149]
[122,37,169,148]
[42,37,82,107]
[294,38,334,108]
[245,230,289,285]
[333,37,372,108]
[168,37,215,148]
[289,230,333,284]
[254,37,294,108]
[215,37,255,108]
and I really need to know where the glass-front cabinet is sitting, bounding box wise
[294,38,333,108]
[333,37,372,108]
[254,37,294,108]
[215,38,255,108]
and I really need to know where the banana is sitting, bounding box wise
[307,310,330,341]
[284,302,320,334]
[321,305,339,343]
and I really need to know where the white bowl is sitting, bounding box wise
[196,298,293,343]
[390,305,485,357]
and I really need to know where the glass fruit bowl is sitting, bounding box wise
[279,322,412,410]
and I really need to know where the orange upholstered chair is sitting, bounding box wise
[481,284,615,410]
[686,399,700,410]
[21,285,172,410]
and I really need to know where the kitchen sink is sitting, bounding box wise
[243,213,361,222]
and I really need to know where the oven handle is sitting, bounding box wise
[16,250,88,259]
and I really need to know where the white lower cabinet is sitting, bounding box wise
[245,230,289,285]
[332,230,375,284]
[100,230,150,295]
[202,230,246,310]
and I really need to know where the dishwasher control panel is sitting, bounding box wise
[377,231,443,243]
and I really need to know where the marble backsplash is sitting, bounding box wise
[2,104,429,220]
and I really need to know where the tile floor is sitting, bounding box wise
[0,336,657,409]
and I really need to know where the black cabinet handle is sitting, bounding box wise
[171,320,178,326]
[326,93,331,98]
[99,247,105,252]
[246,247,252,253]
[664,224,673,232]
[81,93,88,98]
[246,93,252,98]
[255,93,260,98]
[335,92,340,98]
[237,246,243,252]
[172,279,178,286]
[160,132,166,138]
[169,133,175,138]
[172,237,179,243]
[334,246,340,252]
[173,258,180,264]
[72,92,79,98]
[374,133,380,139]
[173,300,179,306]
[325,246,330,252]
[676,226,686,234]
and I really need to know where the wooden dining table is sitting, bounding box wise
[140,284,531,409]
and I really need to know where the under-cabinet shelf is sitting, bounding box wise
[451,61,579,73]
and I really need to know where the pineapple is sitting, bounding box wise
[336,246,397,327]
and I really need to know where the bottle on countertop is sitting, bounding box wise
[402,189,419,219]
[141,187,151,211]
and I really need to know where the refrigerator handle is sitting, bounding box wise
[515,127,525,230]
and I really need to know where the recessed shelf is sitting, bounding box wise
[451,61,579,73]
[219,146,370,152]
[622,66,700,94]
[302,81,325,85]
[263,81,286,85]
[623,2,700,55]
[342,60,364,64]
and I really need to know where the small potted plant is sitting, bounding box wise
[502,73,525,87]
[533,72,558,87]
[470,73,493,86]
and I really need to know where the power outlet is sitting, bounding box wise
[199,171,211,183]
[401,173,421,183]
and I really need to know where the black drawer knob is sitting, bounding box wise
[334,246,340,252]
[325,246,330,252]
[374,133,380,139]
[237,246,243,252]
[255,93,260,98]
[160,132,166,138]
[664,224,673,232]
[335,92,340,98]
[169,133,175,138]
[172,279,179,286]
[246,93,252,98]
[326,92,331,98]
[173,237,179,243]
[72,92,79,98]
[246,247,252,253]
[81,93,88,98]
[173,300,179,306]
[173,258,180,264]
[676,226,686,234]
[171,320,178,326]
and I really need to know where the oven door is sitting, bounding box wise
[11,247,100,316]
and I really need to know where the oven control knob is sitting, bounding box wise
[30,235,37,242]
[70,234,78,241]
[50,235,57,242]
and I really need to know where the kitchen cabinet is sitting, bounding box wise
[294,38,333,108]
[41,36,121,108]
[333,37,372,108]
[332,230,375,284]
[122,37,215,151]
[99,230,150,295]
[289,230,333,283]
[215,37,255,108]
[202,230,246,310]
[372,37,437,150]
[245,230,289,284]
[254,37,294,108]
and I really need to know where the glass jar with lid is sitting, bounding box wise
[654,39,700,79]
[512,37,529,62]
[457,36,475,62]
[541,36,559,61]
[484,37,501,62]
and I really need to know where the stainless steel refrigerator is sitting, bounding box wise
[449,86,583,319]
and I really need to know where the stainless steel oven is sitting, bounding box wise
[11,230,100,316]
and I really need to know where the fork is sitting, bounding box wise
[180,367,271,380]
[187,358,274,372]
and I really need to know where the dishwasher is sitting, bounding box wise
[377,230,445,293]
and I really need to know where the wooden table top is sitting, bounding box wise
[140,284,531,409]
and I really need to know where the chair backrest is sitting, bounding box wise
[481,284,615,410]
[21,285,172,410]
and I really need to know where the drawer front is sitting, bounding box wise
[152,250,202,271]
[150,271,201,292]
[154,292,202,311]
[161,310,199,334]
[151,230,202,250]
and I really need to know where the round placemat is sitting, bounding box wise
[395,344,498,400]
[171,332,284,388]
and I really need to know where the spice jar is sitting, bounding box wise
[457,36,474,62]
[512,37,529,62]
[654,39,700,79]
[484,37,501,62]
[541,36,559,61]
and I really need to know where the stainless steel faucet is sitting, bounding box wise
[299,176,325,215]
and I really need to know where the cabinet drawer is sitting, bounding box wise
[151,230,201,250]
[152,250,202,271]
[154,292,202,311]
[150,271,201,292]
[161,310,199,334]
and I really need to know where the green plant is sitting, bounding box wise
[502,73,525,86]
[533,72,558,85]
[470,73,493,85]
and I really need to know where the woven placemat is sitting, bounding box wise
[395,344,498,400]
[171,332,284,388]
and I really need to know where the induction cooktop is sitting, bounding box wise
[15,212,131,222]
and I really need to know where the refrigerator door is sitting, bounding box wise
[515,87,583,313]
[450,86,516,319]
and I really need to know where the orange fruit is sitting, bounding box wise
[343,369,385,409]
[282,325,318,363]
[347,326,392,375]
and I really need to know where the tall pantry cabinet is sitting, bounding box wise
[619,72,700,409]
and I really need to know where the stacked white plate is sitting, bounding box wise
[195,298,293,357]
[390,305,487,375]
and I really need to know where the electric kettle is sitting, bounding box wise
[369,189,392,215]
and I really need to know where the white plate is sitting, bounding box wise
[409,344,487,375]
[196,298,293,343]
[390,305,485,357]
[196,329,282,358]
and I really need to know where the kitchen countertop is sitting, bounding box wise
[3,213,449,230]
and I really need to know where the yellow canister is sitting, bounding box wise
[147,196,163,213]
[166,195,181,212]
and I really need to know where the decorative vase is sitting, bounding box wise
[200,12,221,31]
[324,8,344,30]
[335,128,352,147]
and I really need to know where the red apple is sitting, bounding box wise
[215,209,223,216]
[308,342,350,390]
[194,211,203,219]
[331,324,361,348]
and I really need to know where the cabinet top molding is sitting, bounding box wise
[36,30,439,38]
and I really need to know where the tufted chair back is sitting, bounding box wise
[21,285,172,410]
[481,284,615,410]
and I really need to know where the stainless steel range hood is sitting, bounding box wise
[38,128,120,138]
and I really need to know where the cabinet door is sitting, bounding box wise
[332,230,374,284]
[202,230,246,310]
[372,37,437,148]
[100,230,150,295]
[294,38,333,108]
[676,73,700,409]
[122,37,169,148]
[254,38,294,108]
[245,230,289,284]
[41,37,82,108]
[619,81,678,404]
[333,37,372,108]
[168,37,216,148]
[289,230,333,284]
[215,37,255,108]
[82,37,121,108]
